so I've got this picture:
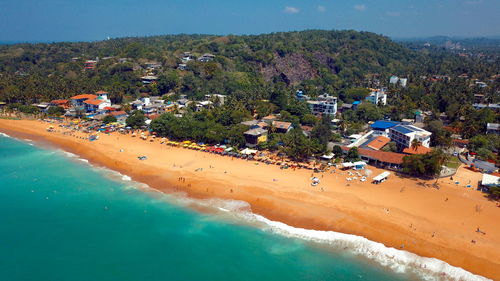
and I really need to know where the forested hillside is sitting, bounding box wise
[1,30,497,106]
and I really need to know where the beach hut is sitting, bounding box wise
[372,171,390,184]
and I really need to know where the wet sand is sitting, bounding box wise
[1,119,499,279]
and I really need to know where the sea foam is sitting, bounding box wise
[251,214,489,281]
[0,132,13,138]
[179,197,490,281]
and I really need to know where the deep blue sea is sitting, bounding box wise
[0,133,486,281]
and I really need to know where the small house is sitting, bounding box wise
[272,121,293,133]
[244,127,268,147]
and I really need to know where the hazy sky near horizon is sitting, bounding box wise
[0,0,499,42]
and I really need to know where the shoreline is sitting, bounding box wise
[1,119,499,280]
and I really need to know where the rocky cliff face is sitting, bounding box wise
[261,53,317,85]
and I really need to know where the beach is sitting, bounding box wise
[1,119,499,280]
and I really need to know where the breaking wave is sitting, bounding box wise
[0,132,13,138]
[174,197,490,281]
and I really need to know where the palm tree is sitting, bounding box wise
[411,139,422,152]
[433,149,450,185]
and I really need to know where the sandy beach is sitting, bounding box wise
[1,118,499,280]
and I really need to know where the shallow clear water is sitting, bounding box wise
[0,134,431,281]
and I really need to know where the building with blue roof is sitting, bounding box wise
[352,100,361,110]
[370,120,400,137]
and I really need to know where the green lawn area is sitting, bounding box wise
[445,156,461,169]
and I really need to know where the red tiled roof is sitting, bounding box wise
[103,107,117,111]
[403,146,432,155]
[301,125,313,132]
[84,99,104,105]
[146,114,160,120]
[272,121,292,129]
[257,122,268,128]
[95,90,108,94]
[262,115,276,120]
[70,94,97,100]
[366,136,390,150]
[110,111,127,116]
[342,146,405,165]
[453,139,470,144]
[50,99,68,105]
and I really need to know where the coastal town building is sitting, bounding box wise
[50,99,70,109]
[307,94,337,115]
[198,53,216,62]
[295,90,310,101]
[341,146,405,170]
[365,89,387,106]
[195,101,213,111]
[388,124,432,148]
[205,94,226,105]
[244,127,268,147]
[352,101,361,109]
[365,136,391,150]
[181,52,194,62]
[415,110,425,123]
[389,76,407,87]
[486,123,499,135]
[84,60,97,70]
[472,103,500,111]
[84,99,110,112]
[272,121,293,133]
[144,61,162,70]
[340,103,353,112]
[70,94,98,108]
[480,174,500,192]
[109,110,128,122]
[370,120,400,137]
[69,91,112,113]
[262,115,277,124]
[141,75,158,84]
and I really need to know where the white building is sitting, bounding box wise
[486,123,499,135]
[389,76,407,87]
[307,94,337,115]
[205,94,226,105]
[195,101,213,111]
[365,89,387,106]
[141,75,158,84]
[181,52,193,62]
[399,78,408,87]
[388,124,432,148]
[198,53,215,62]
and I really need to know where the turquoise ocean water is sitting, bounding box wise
[0,134,486,281]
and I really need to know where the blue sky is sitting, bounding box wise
[0,0,499,42]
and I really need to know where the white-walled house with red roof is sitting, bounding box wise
[69,91,112,113]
